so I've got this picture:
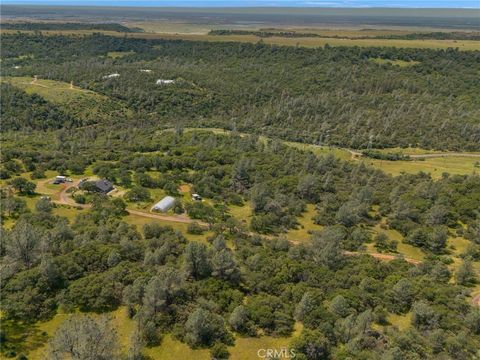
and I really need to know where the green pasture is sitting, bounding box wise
[15,307,302,360]
[369,58,420,67]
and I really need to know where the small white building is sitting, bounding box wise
[140,69,152,73]
[103,73,120,79]
[152,196,176,212]
[156,79,175,85]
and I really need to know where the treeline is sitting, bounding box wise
[209,29,324,38]
[210,29,480,41]
[361,150,411,161]
[377,31,480,41]
[0,21,140,32]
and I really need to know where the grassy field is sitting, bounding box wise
[124,212,213,243]
[2,29,479,50]
[1,76,132,120]
[360,156,480,178]
[375,147,480,156]
[16,306,302,360]
[386,312,412,331]
[183,128,480,178]
[369,58,420,67]
[286,204,322,243]
[1,76,101,104]
[372,221,425,261]
[284,141,352,162]
[190,127,480,178]
[106,51,135,58]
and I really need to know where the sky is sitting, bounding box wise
[2,0,479,8]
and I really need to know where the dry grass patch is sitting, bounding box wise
[286,204,322,243]
[387,312,412,331]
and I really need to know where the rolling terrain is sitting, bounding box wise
[1,10,480,360]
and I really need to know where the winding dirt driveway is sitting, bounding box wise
[53,180,206,225]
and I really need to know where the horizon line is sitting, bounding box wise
[1,3,478,8]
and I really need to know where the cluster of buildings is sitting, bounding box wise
[54,175,204,214]
[101,72,175,86]
[53,176,114,194]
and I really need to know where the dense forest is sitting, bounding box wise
[1,33,479,151]
[1,126,480,358]
[209,29,480,41]
[1,31,480,359]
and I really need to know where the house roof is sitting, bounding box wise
[95,179,113,192]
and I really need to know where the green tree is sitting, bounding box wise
[47,315,120,360]
[124,186,151,202]
[35,197,53,213]
[427,227,448,253]
[411,301,437,330]
[143,268,182,316]
[329,295,350,318]
[455,259,476,285]
[229,305,254,336]
[311,227,345,270]
[211,249,241,284]
[183,242,211,280]
[388,278,414,314]
[290,329,330,360]
[210,342,230,360]
[5,221,41,268]
[184,308,232,347]
[465,308,480,335]
[9,177,36,195]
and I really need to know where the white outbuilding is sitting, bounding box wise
[156,79,175,85]
[103,73,120,79]
[151,196,176,212]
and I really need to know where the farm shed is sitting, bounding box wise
[152,196,176,212]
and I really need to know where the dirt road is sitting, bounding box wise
[52,180,207,225]
[127,209,207,226]
[472,293,480,307]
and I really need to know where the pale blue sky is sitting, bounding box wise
[2,0,479,8]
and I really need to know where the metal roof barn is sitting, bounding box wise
[152,196,176,212]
